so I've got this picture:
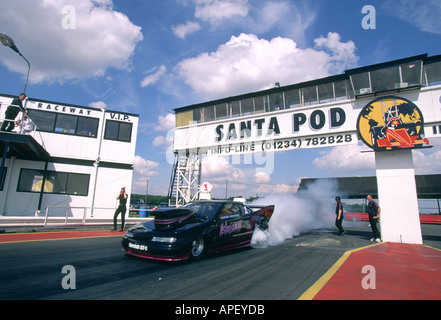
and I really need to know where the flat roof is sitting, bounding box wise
[173,73,348,113]
[344,53,428,75]
[1,93,139,118]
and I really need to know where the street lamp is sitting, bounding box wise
[0,33,30,94]
[0,33,31,204]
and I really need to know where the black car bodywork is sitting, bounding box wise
[122,200,275,261]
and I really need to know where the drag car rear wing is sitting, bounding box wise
[247,205,267,210]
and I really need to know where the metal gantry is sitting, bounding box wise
[168,151,202,207]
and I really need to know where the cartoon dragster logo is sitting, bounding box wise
[357,96,430,151]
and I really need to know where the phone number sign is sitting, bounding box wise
[207,132,357,156]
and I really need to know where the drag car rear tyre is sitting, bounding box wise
[258,218,269,231]
[190,236,206,260]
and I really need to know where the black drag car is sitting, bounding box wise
[122,200,274,261]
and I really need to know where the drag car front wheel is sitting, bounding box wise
[190,236,206,260]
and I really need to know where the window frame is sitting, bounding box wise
[26,109,99,138]
[104,120,133,143]
[17,168,90,196]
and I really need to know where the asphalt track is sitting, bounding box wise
[1,222,440,303]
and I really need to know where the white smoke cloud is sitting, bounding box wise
[251,179,337,248]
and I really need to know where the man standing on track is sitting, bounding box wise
[335,196,344,236]
[367,194,381,242]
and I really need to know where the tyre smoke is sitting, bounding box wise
[251,179,338,248]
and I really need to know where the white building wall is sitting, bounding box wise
[90,166,134,218]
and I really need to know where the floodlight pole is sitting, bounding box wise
[20,54,30,94]
[0,33,31,209]
[0,33,30,94]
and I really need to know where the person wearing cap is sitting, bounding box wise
[1,93,27,132]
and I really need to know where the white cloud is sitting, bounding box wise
[314,32,358,75]
[89,101,107,109]
[172,21,202,39]
[312,143,375,175]
[133,155,160,177]
[200,156,300,198]
[152,135,174,147]
[253,171,271,184]
[383,0,441,35]
[0,0,143,83]
[176,32,358,100]
[141,65,167,87]
[202,155,247,182]
[194,0,249,24]
[152,136,166,147]
[154,113,175,131]
[177,1,316,43]
[151,113,175,148]
[253,1,290,31]
[198,155,247,198]
[312,139,441,177]
[413,139,441,174]
[248,0,317,44]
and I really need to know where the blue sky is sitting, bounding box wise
[1,0,440,198]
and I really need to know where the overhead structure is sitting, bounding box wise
[168,151,202,207]
[171,53,441,245]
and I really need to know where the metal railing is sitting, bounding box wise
[43,206,91,226]
[0,100,37,135]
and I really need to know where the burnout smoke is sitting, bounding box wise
[251,179,338,248]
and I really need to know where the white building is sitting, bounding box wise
[0,94,138,219]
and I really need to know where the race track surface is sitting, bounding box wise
[1,223,440,303]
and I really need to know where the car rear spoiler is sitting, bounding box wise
[247,205,267,210]
[250,205,275,225]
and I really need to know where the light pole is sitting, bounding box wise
[0,33,31,212]
[0,33,30,94]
